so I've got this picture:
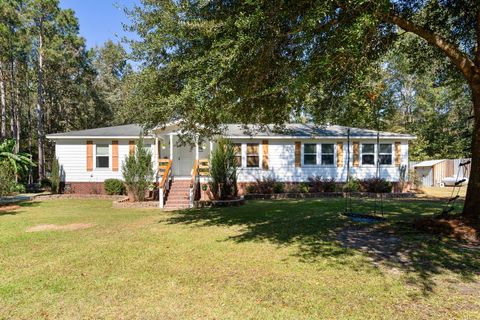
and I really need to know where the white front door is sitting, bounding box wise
[174,143,195,177]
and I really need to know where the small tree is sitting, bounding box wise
[122,136,153,201]
[50,158,61,194]
[0,161,16,196]
[209,138,238,200]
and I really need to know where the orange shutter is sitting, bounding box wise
[353,142,360,167]
[86,140,93,171]
[337,142,343,167]
[395,142,402,166]
[112,140,119,171]
[129,140,135,155]
[262,140,269,170]
[294,142,301,167]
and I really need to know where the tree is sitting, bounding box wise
[129,0,480,220]
[209,138,238,200]
[122,136,153,201]
[0,139,35,181]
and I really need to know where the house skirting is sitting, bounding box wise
[64,182,106,194]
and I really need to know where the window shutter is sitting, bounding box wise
[112,140,119,171]
[395,142,402,166]
[86,140,93,171]
[295,142,301,167]
[262,140,269,170]
[353,142,360,167]
[129,140,135,155]
[336,142,343,167]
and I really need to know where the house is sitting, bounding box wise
[411,159,471,187]
[46,123,415,208]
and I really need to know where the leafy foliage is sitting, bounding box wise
[0,160,16,196]
[308,176,337,193]
[104,179,126,195]
[50,157,61,194]
[0,139,35,179]
[209,138,238,200]
[343,178,362,192]
[361,178,392,193]
[122,136,153,202]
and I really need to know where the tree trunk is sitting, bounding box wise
[36,18,45,181]
[463,83,480,220]
[9,59,19,153]
[0,66,6,140]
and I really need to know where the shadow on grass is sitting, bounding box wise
[0,201,41,216]
[165,198,479,294]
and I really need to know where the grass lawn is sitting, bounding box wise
[0,198,478,319]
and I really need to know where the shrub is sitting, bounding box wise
[245,184,256,194]
[285,183,300,193]
[0,160,16,196]
[104,179,126,195]
[122,136,154,201]
[50,158,61,194]
[253,177,276,194]
[41,178,52,190]
[209,138,238,200]
[343,178,361,192]
[361,178,392,193]
[12,183,26,193]
[299,183,309,193]
[273,182,284,193]
[308,176,337,192]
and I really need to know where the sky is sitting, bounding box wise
[59,0,140,49]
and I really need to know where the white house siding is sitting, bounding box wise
[55,138,156,183]
[232,138,409,183]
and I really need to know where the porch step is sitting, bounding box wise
[164,179,192,210]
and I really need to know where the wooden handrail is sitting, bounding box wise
[159,159,172,189]
[191,159,199,183]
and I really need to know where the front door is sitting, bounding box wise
[174,143,195,177]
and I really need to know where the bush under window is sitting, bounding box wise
[104,179,126,195]
[122,136,154,201]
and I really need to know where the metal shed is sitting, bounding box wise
[412,158,471,187]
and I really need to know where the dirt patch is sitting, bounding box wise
[413,217,479,243]
[338,225,413,266]
[0,205,21,212]
[26,223,95,232]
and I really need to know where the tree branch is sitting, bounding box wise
[381,11,478,82]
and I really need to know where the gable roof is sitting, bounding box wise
[46,123,416,140]
[46,124,152,139]
[413,159,445,168]
[222,124,416,140]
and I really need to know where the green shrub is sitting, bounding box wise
[245,184,256,194]
[50,158,61,194]
[41,178,52,190]
[122,136,154,201]
[361,178,392,193]
[0,160,16,196]
[12,183,26,193]
[299,183,309,193]
[343,178,361,192]
[209,138,238,200]
[104,179,126,195]
[273,182,284,193]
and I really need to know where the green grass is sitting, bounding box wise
[0,198,478,319]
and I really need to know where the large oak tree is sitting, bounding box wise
[129,0,480,219]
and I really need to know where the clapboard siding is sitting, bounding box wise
[232,139,409,183]
[55,138,155,182]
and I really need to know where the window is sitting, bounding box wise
[303,143,317,165]
[246,143,259,167]
[379,144,392,165]
[233,143,242,167]
[361,144,375,165]
[321,144,334,165]
[96,144,109,168]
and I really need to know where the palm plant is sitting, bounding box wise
[0,139,36,180]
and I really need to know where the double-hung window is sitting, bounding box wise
[379,144,393,165]
[320,144,334,165]
[361,144,375,165]
[233,143,242,167]
[96,144,109,168]
[246,143,259,167]
[303,143,317,165]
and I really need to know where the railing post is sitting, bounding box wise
[159,187,164,208]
